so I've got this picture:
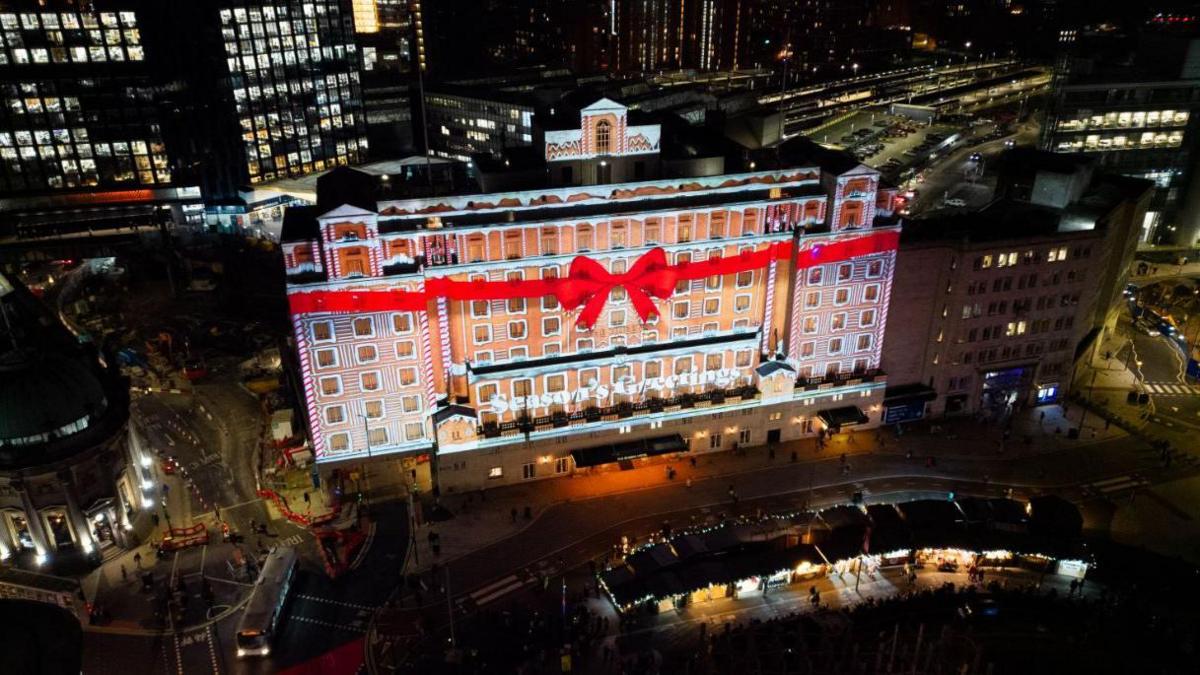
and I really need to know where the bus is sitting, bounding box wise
[236,547,298,658]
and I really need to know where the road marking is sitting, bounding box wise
[466,572,538,608]
[290,614,366,633]
[173,633,184,675]
[206,625,221,674]
[294,593,378,612]
[1145,382,1200,396]
[1086,475,1147,495]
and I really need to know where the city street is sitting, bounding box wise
[371,412,1200,670]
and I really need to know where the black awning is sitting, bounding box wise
[817,405,869,428]
[571,433,688,468]
[884,383,938,404]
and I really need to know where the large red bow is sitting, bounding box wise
[557,247,678,329]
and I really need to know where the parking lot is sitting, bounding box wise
[809,107,1000,185]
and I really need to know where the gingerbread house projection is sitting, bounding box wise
[283,100,900,491]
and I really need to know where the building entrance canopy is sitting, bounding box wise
[817,405,869,429]
[570,433,687,468]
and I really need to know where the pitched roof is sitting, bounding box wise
[756,360,796,377]
[432,404,477,425]
[319,203,377,220]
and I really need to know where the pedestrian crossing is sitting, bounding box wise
[1083,475,1148,498]
[1143,382,1200,396]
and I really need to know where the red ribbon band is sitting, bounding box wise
[289,230,898,329]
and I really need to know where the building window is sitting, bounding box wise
[396,341,415,359]
[488,466,503,479]
[736,350,752,367]
[353,317,374,337]
[805,291,821,308]
[829,338,844,354]
[801,341,815,358]
[834,288,850,305]
[474,325,492,344]
[365,400,384,419]
[399,422,421,441]
[522,463,536,479]
[402,395,420,413]
[555,457,570,474]
[857,334,873,351]
[703,298,720,315]
[674,358,693,376]
[543,317,561,336]
[736,270,753,288]
[866,260,883,278]
[357,345,377,363]
[706,353,723,370]
[709,433,722,449]
[471,300,490,318]
[361,372,381,391]
[645,360,662,378]
[860,309,877,326]
[316,348,338,368]
[368,428,388,446]
[673,302,690,319]
[325,406,345,424]
[329,433,350,452]
[509,321,527,339]
[831,313,847,330]
[837,263,853,281]
[863,284,881,302]
[803,316,819,334]
[541,229,558,254]
[739,428,751,444]
[319,377,341,396]
[808,267,824,285]
[610,310,626,327]
[595,119,611,153]
[398,367,417,386]
[392,314,413,334]
[576,225,593,251]
[312,321,335,342]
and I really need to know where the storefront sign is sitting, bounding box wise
[884,401,925,424]
[482,368,747,414]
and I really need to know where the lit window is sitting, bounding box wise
[361,372,380,391]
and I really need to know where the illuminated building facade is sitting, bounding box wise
[1042,16,1200,245]
[283,99,900,490]
[424,88,536,162]
[882,150,1149,419]
[214,0,368,189]
[0,8,170,193]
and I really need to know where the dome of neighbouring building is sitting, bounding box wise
[0,348,109,458]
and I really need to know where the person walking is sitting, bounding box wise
[120,564,127,582]
[133,551,142,569]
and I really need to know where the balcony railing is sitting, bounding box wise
[795,368,885,392]
[477,384,761,438]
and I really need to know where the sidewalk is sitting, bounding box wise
[402,403,1125,575]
